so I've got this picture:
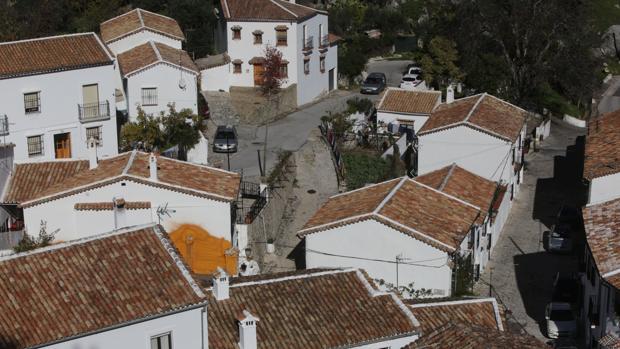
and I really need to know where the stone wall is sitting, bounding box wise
[230,84,298,125]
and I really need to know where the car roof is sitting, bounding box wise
[368,72,386,78]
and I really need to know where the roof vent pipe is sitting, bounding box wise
[149,153,158,181]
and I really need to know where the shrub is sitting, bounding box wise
[342,151,390,190]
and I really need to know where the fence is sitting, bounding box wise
[235,185,268,224]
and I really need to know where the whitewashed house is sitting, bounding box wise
[0,224,209,349]
[299,176,492,297]
[207,268,420,348]
[376,88,442,134]
[417,93,527,199]
[208,0,338,105]
[585,110,620,205]
[116,40,199,120]
[0,33,119,162]
[0,149,240,245]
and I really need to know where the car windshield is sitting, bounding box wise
[365,77,382,84]
[550,309,574,321]
[411,69,422,75]
[402,77,415,82]
[216,131,235,139]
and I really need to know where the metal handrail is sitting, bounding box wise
[304,36,314,50]
[78,101,110,121]
[0,115,8,135]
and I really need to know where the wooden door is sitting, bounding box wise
[54,133,71,159]
[253,64,264,86]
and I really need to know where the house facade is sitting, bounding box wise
[0,33,119,162]
[299,176,490,297]
[376,88,442,134]
[585,110,620,205]
[0,225,209,349]
[211,0,338,105]
[417,93,527,199]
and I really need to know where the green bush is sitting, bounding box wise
[536,84,581,118]
[343,151,390,190]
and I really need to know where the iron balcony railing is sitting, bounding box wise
[78,101,110,122]
[320,34,329,48]
[303,36,314,51]
[0,114,8,136]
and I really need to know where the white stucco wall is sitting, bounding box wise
[23,179,233,243]
[126,64,198,120]
[107,30,183,55]
[44,307,206,349]
[201,64,230,92]
[73,208,153,236]
[0,65,119,162]
[305,220,452,296]
[418,126,513,183]
[377,111,429,134]
[589,173,620,205]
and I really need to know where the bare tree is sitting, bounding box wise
[260,45,285,176]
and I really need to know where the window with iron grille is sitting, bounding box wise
[253,32,262,44]
[276,29,287,46]
[320,56,326,73]
[27,135,44,157]
[141,88,158,106]
[232,28,241,40]
[86,126,102,146]
[150,332,171,349]
[304,59,310,75]
[233,63,242,74]
[24,92,41,113]
[279,63,288,78]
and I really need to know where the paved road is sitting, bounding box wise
[367,59,412,87]
[474,119,587,342]
[598,75,620,115]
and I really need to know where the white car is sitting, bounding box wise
[546,302,577,339]
[399,74,424,90]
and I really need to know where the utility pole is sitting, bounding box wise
[226,132,231,171]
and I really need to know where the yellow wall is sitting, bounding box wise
[169,224,237,275]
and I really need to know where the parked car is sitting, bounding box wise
[361,73,386,94]
[399,74,423,90]
[552,272,580,305]
[212,125,238,153]
[553,337,578,349]
[545,302,577,339]
[548,223,574,253]
[403,63,422,76]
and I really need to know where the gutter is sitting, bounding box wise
[27,301,209,349]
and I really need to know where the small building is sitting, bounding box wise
[205,268,421,348]
[100,8,185,55]
[210,0,339,105]
[116,40,199,120]
[581,198,620,347]
[584,110,620,205]
[376,88,442,134]
[299,176,488,297]
[417,93,527,198]
[0,224,209,349]
[0,150,240,247]
[0,33,119,162]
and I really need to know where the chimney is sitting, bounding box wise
[88,137,98,169]
[149,153,158,181]
[446,85,455,104]
[113,197,127,230]
[212,267,230,301]
[237,310,259,349]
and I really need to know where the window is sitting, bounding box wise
[27,135,44,157]
[304,59,310,75]
[253,31,263,44]
[24,92,41,113]
[279,63,288,78]
[233,62,242,74]
[320,56,326,73]
[150,333,171,349]
[141,88,158,106]
[232,27,241,40]
[86,126,102,146]
[276,28,287,46]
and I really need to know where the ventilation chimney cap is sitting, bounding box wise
[149,153,158,181]
[88,137,98,170]
[237,309,259,349]
[212,267,230,301]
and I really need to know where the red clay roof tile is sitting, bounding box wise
[220,0,323,22]
[583,198,620,287]
[584,110,620,180]
[377,88,442,115]
[100,8,184,43]
[116,41,198,77]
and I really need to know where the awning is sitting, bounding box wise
[252,30,264,35]
[232,59,243,64]
[249,56,266,64]
[275,25,289,31]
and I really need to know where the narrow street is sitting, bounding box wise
[474,118,587,341]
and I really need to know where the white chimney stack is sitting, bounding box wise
[88,137,98,170]
[212,267,230,301]
[446,85,455,104]
[237,310,259,349]
[149,153,158,181]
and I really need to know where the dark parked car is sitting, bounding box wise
[212,125,238,153]
[548,223,574,254]
[361,73,386,94]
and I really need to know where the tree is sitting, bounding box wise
[120,108,165,152]
[13,221,58,253]
[328,0,367,36]
[161,107,204,160]
[419,36,463,90]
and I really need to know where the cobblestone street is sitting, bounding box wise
[474,118,587,341]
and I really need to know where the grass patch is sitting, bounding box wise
[536,85,582,118]
[342,150,390,190]
[590,0,620,33]
[606,57,620,75]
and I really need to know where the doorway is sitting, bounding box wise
[54,133,71,159]
[253,64,264,86]
[329,68,335,91]
[82,84,99,118]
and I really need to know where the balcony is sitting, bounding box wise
[319,34,329,50]
[78,101,110,123]
[0,114,8,136]
[303,36,314,52]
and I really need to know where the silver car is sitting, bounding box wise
[212,125,238,153]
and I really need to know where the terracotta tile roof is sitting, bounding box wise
[0,33,113,79]
[100,8,185,44]
[600,333,620,349]
[377,88,442,115]
[328,33,341,45]
[0,225,204,348]
[419,93,527,142]
[117,41,198,77]
[406,322,546,349]
[407,298,504,336]
[206,269,419,349]
[416,164,499,213]
[299,177,482,251]
[220,0,323,22]
[74,201,151,211]
[2,160,89,203]
[6,151,240,207]
[584,110,620,180]
[583,198,620,288]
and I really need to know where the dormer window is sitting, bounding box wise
[253,30,263,44]
[232,26,242,40]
